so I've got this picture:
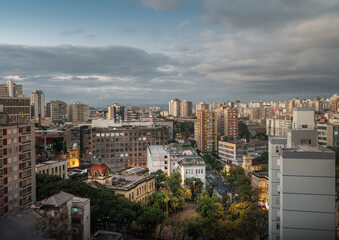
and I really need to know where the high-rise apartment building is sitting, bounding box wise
[268,108,335,240]
[180,100,192,117]
[196,111,217,153]
[250,107,274,122]
[29,90,45,119]
[0,80,23,97]
[169,99,181,117]
[107,103,125,122]
[215,106,225,137]
[266,117,292,137]
[83,126,168,171]
[317,122,339,147]
[67,102,89,124]
[0,114,36,218]
[46,100,67,124]
[224,108,238,138]
[195,102,208,112]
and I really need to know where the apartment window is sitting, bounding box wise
[277,172,280,179]
[277,159,280,166]
[276,223,280,230]
[276,210,280,221]
[277,185,280,194]
[302,125,308,128]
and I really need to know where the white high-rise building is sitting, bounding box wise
[0,80,23,97]
[180,100,192,117]
[29,90,45,118]
[169,99,181,117]
[266,117,292,137]
[268,108,335,240]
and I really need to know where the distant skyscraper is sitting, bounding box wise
[196,111,217,153]
[268,108,335,240]
[29,90,45,118]
[180,100,192,117]
[47,100,67,124]
[169,99,181,117]
[67,102,88,124]
[0,80,23,97]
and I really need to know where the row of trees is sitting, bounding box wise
[201,152,224,173]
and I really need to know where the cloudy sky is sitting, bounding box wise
[1,0,338,107]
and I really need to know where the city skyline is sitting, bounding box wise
[1,0,338,106]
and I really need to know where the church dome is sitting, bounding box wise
[90,163,110,176]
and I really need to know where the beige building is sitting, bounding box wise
[180,100,192,117]
[46,100,67,124]
[195,102,208,112]
[251,170,268,209]
[88,164,155,203]
[30,90,45,119]
[36,160,68,179]
[317,122,339,147]
[196,111,217,153]
[266,117,291,137]
[242,155,263,176]
[169,99,181,117]
[0,80,23,97]
[218,139,268,166]
[67,102,89,124]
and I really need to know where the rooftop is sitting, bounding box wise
[179,156,205,167]
[120,166,148,175]
[42,191,74,207]
[111,175,154,190]
[90,230,122,240]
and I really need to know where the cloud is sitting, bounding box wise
[177,21,190,30]
[200,0,339,30]
[122,24,137,33]
[60,28,85,36]
[138,0,185,11]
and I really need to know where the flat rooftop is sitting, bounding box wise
[111,175,154,190]
[148,145,168,155]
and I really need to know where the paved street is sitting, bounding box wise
[206,167,232,197]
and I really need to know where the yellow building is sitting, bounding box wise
[242,155,263,176]
[112,175,155,204]
[251,171,269,209]
[87,165,155,204]
[63,143,81,168]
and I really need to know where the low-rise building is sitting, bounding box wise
[177,156,206,186]
[242,155,263,176]
[36,160,68,179]
[63,143,82,168]
[218,139,268,166]
[71,197,91,240]
[87,164,155,203]
[34,191,74,240]
[251,170,269,209]
[147,143,197,175]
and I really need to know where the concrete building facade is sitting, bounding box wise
[317,122,339,147]
[266,117,292,137]
[268,108,336,240]
[47,100,67,124]
[36,160,68,179]
[0,80,23,97]
[218,139,268,166]
[169,99,181,117]
[67,102,89,124]
[29,90,45,119]
[83,126,168,171]
[180,100,193,117]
